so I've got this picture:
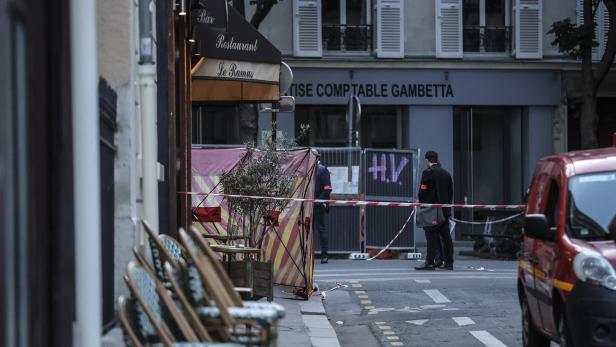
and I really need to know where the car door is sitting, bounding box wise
[521,170,549,326]
[533,166,562,335]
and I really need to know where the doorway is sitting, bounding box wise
[453,106,524,236]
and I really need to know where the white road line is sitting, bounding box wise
[406,320,428,326]
[469,331,508,347]
[316,276,516,283]
[423,289,451,304]
[452,317,475,326]
[314,271,515,278]
[415,279,431,283]
[315,268,516,273]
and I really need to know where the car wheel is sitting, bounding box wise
[558,311,574,347]
[522,296,550,347]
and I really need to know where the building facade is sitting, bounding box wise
[189,0,616,247]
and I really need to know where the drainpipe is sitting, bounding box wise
[139,0,159,234]
[70,0,101,344]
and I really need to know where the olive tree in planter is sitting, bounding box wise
[219,138,297,300]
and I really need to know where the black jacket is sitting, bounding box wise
[314,164,332,214]
[418,163,453,217]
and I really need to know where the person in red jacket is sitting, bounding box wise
[314,161,333,264]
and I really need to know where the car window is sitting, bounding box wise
[567,171,616,240]
[544,180,560,229]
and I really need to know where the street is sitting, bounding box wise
[314,258,528,347]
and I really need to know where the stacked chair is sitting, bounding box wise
[117,220,285,347]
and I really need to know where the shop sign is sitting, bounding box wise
[287,69,561,106]
[192,5,281,64]
[193,58,280,83]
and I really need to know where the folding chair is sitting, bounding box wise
[179,229,284,346]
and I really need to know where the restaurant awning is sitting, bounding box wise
[190,2,282,103]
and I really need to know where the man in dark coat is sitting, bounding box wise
[314,161,333,264]
[415,151,455,271]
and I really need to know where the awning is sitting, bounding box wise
[190,2,281,103]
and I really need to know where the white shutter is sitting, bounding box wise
[577,0,603,60]
[435,0,463,58]
[602,2,610,59]
[515,0,542,59]
[293,0,322,57]
[376,0,404,58]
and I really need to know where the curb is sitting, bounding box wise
[300,295,341,347]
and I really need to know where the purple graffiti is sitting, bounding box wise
[390,154,409,183]
[368,153,409,184]
[368,154,387,182]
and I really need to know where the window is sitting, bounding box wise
[463,0,511,53]
[192,105,242,145]
[322,0,371,52]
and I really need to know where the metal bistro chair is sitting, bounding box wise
[179,228,284,346]
[123,261,242,347]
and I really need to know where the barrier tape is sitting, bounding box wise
[179,192,526,210]
[366,209,416,261]
[449,212,524,226]
[316,282,349,299]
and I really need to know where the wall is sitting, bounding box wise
[245,0,294,56]
[405,0,436,56]
[97,0,139,303]
[97,0,132,88]
[525,106,554,189]
[408,106,454,243]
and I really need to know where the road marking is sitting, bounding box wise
[384,331,396,335]
[358,295,369,299]
[365,306,375,309]
[314,271,515,278]
[315,267,516,273]
[316,276,516,283]
[423,289,451,304]
[469,331,508,347]
[368,311,378,315]
[355,290,366,294]
[452,317,475,326]
[387,336,400,340]
[349,280,359,283]
[415,279,431,283]
[406,319,429,326]
[378,325,392,330]
[375,322,386,325]
[390,342,404,346]
[443,308,460,311]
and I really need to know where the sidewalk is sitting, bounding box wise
[102,285,341,347]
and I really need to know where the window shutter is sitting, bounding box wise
[293,0,322,57]
[376,0,404,58]
[435,0,463,58]
[577,0,603,60]
[515,0,542,59]
[601,2,610,60]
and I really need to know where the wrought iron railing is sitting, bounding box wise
[463,25,511,53]
[322,24,372,52]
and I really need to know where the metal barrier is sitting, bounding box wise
[363,149,420,250]
[313,205,362,254]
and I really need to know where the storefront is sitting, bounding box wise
[268,67,560,243]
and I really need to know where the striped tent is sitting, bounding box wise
[191,147,318,298]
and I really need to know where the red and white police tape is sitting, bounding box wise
[179,191,526,210]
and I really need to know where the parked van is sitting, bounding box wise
[519,139,616,347]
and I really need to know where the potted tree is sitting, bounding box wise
[219,137,297,300]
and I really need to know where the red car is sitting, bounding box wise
[519,138,616,347]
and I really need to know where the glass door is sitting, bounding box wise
[454,106,524,238]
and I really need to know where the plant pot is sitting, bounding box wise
[228,259,273,301]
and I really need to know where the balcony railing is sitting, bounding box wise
[463,25,511,53]
[322,24,372,52]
